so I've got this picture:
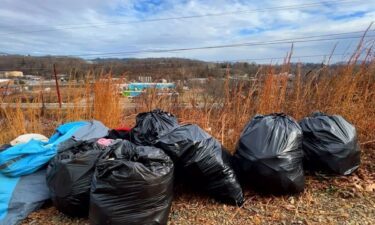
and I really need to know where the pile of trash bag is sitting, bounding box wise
[299,112,360,175]
[130,109,179,145]
[0,109,364,225]
[155,124,244,205]
[46,139,106,217]
[89,140,174,225]
[233,113,305,194]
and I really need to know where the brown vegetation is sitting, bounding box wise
[1,41,375,150]
[1,39,375,224]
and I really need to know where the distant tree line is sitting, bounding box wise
[0,55,326,81]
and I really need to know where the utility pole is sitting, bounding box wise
[53,64,62,108]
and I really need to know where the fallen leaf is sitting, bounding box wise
[288,204,296,209]
[353,183,364,191]
[365,183,375,192]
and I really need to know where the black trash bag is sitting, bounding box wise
[89,140,174,225]
[46,139,105,217]
[299,112,360,175]
[130,109,179,145]
[233,113,305,195]
[106,129,131,140]
[155,124,244,206]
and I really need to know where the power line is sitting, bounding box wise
[0,0,358,35]
[67,31,375,58]
[1,29,374,60]
[220,53,353,63]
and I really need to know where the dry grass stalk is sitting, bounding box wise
[0,40,374,152]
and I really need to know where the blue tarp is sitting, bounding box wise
[0,173,19,222]
[0,121,89,177]
[48,121,89,145]
[0,170,50,225]
[0,120,109,225]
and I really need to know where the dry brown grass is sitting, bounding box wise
[1,41,374,153]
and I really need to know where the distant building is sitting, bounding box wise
[57,74,68,81]
[189,78,208,85]
[229,74,250,81]
[122,82,176,97]
[0,79,13,86]
[138,76,152,82]
[0,71,24,78]
[24,75,42,81]
[0,79,16,95]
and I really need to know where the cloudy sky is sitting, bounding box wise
[0,0,374,63]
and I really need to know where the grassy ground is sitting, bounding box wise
[21,150,375,225]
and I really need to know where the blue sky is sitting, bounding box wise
[0,0,374,63]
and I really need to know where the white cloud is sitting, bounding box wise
[0,0,374,62]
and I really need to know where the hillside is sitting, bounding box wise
[0,55,325,81]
